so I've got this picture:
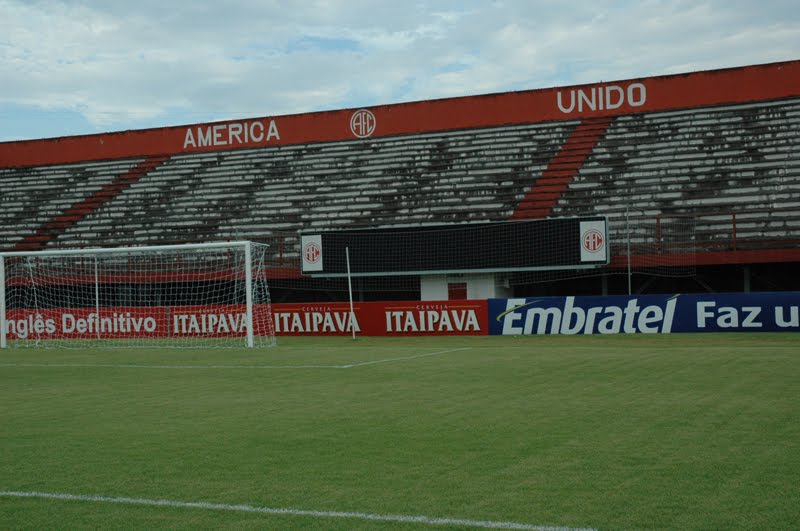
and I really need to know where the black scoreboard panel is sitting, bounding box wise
[301,218,608,277]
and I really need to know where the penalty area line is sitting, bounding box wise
[341,347,472,368]
[0,491,595,531]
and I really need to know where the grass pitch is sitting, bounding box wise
[1,334,799,530]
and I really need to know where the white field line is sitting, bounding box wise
[0,491,595,531]
[0,362,350,369]
[340,347,471,368]
[0,348,471,370]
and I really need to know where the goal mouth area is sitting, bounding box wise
[0,241,276,349]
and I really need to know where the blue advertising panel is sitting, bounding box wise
[488,292,800,335]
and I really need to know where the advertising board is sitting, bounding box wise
[489,293,800,335]
[3,293,798,341]
[3,300,489,340]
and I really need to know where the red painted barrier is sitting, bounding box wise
[2,61,798,168]
[4,300,489,340]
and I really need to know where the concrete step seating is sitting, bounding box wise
[2,97,798,262]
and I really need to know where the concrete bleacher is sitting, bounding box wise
[56,121,575,257]
[0,159,143,249]
[3,97,799,266]
[556,99,800,251]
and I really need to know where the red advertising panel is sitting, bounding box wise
[2,61,798,167]
[3,300,489,340]
[251,300,488,336]
[5,305,247,340]
[380,300,486,336]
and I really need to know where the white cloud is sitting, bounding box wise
[0,0,797,140]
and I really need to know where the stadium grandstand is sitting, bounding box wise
[1,60,799,303]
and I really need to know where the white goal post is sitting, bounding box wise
[0,241,276,349]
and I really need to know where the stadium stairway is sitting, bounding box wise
[1,159,142,251]
[13,155,170,251]
[510,116,612,220]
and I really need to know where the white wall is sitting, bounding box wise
[420,274,513,300]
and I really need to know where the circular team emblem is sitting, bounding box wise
[304,242,322,264]
[582,229,604,253]
[350,109,376,138]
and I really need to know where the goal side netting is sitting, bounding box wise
[0,241,276,349]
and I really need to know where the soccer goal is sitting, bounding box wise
[0,241,276,349]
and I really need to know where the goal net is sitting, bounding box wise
[0,241,276,349]
[261,214,699,302]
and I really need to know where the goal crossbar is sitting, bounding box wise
[0,241,256,258]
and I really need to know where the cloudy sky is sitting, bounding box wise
[0,0,797,142]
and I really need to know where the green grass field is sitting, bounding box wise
[1,334,799,530]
